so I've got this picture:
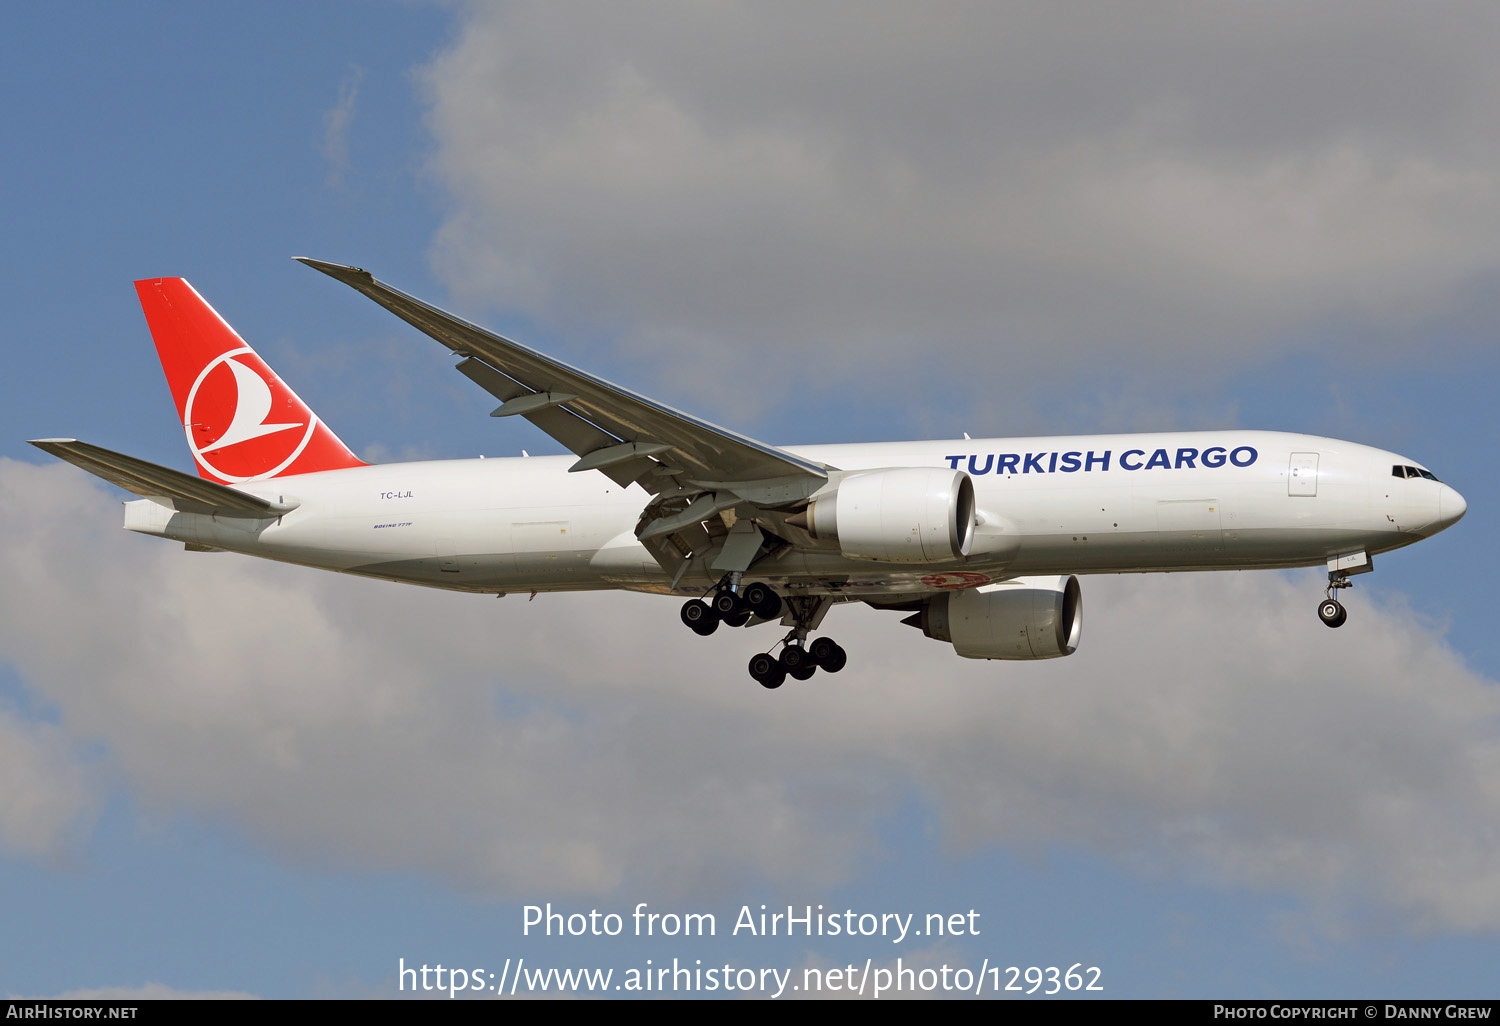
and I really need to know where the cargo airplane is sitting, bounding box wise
[31,260,1468,688]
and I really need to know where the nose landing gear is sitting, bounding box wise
[1318,573,1352,628]
[1318,598,1347,628]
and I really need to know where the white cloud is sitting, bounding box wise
[416,2,1500,413]
[0,461,877,896]
[322,65,364,190]
[0,710,94,860]
[3,458,1498,931]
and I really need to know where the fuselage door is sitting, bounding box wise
[1288,452,1319,497]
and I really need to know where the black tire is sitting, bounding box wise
[744,583,783,620]
[748,653,784,689]
[711,590,743,618]
[723,611,750,628]
[1318,599,1345,627]
[780,645,809,671]
[809,637,838,663]
[681,599,714,630]
[692,616,719,636]
[820,645,847,673]
[789,663,817,681]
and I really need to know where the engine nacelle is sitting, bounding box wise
[905,575,1082,659]
[798,467,976,563]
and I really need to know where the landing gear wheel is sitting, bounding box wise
[809,637,847,672]
[711,590,743,619]
[779,645,810,672]
[1318,599,1347,628]
[788,663,817,681]
[748,653,785,689]
[742,583,783,621]
[681,599,717,634]
[722,611,750,628]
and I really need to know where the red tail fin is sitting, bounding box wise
[135,277,368,483]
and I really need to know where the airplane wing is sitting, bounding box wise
[297,258,832,582]
[28,439,297,518]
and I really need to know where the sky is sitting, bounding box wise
[1,0,1497,1000]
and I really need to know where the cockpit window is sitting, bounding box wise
[1405,466,1421,478]
[1393,465,1406,478]
[1392,464,1440,481]
[1418,469,1439,481]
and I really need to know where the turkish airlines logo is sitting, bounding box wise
[920,571,990,590]
[183,347,316,482]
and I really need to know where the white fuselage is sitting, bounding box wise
[122,430,1465,598]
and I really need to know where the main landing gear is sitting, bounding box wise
[679,580,846,689]
[680,579,781,635]
[747,633,848,689]
[1318,573,1352,628]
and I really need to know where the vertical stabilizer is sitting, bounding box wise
[135,277,367,483]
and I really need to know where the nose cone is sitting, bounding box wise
[1438,484,1467,530]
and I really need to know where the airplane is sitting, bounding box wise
[31,260,1468,689]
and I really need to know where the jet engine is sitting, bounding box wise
[791,467,976,563]
[903,575,1082,659]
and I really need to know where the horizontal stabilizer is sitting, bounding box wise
[28,439,297,518]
